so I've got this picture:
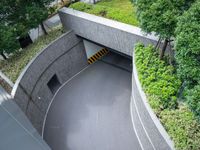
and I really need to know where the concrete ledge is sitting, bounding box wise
[131,51,174,150]
[0,71,14,94]
[59,8,159,56]
[11,30,88,134]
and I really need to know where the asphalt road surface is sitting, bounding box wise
[43,53,142,150]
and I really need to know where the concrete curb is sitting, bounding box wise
[0,71,14,94]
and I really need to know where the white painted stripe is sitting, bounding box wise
[130,98,145,150]
[42,65,90,138]
[132,51,175,150]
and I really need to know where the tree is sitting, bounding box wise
[175,1,200,86]
[0,0,54,36]
[0,0,54,58]
[0,25,20,59]
[133,0,194,59]
[175,1,200,118]
[0,0,18,58]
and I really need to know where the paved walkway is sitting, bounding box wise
[43,53,141,150]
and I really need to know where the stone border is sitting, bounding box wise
[131,50,174,150]
[0,71,14,94]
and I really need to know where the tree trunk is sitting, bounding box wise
[1,52,7,60]
[168,41,174,65]
[155,37,161,50]
[160,39,168,60]
[40,22,48,35]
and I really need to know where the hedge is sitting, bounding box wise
[135,43,200,150]
[135,43,181,109]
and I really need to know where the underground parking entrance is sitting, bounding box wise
[42,46,142,150]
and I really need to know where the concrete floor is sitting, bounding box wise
[43,53,141,150]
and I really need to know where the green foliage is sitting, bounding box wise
[70,1,139,26]
[175,1,200,84]
[0,24,20,55]
[0,0,54,55]
[185,85,200,119]
[70,2,93,11]
[135,43,181,109]
[133,0,194,39]
[175,1,200,119]
[160,105,200,150]
[135,43,200,150]
[0,26,64,82]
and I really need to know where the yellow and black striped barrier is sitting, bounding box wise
[88,48,109,64]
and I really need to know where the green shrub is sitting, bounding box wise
[135,43,200,150]
[69,2,92,11]
[175,1,200,85]
[135,43,181,109]
[175,1,200,119]
[69,2,138,26]
[185,85,200,119]
[160,105,200,150]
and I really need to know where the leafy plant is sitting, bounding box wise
[135,43,181,109]
[185,85,200,118]
[133,0,195,59]
[135,43,200,150]
[175,1,200,119]
[160,105,200,150]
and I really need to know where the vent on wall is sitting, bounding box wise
[47,74,61,94]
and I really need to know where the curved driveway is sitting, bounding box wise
[43,54,142,150]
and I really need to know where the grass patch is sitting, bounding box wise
[69,0,138,26]
[135,43,200,150]
[0,26,64,83]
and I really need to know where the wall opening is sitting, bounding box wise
[47,74,61,94]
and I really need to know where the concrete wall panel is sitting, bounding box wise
[12,31,88,134]
[59,8,158,56]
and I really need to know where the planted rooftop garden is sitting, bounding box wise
[69,0,139,26]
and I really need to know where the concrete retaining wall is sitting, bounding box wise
[131,52,174,150]
[58,8,159,57]
[11,30,88,134]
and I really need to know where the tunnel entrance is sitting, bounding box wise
[83,39,132,72]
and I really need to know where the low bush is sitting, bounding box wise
[135,43,181,109]
[160,105,200,150]
[135,43,200,150]
[185,85,200,119]
[69,2,138,26]
[175,1,200,119]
